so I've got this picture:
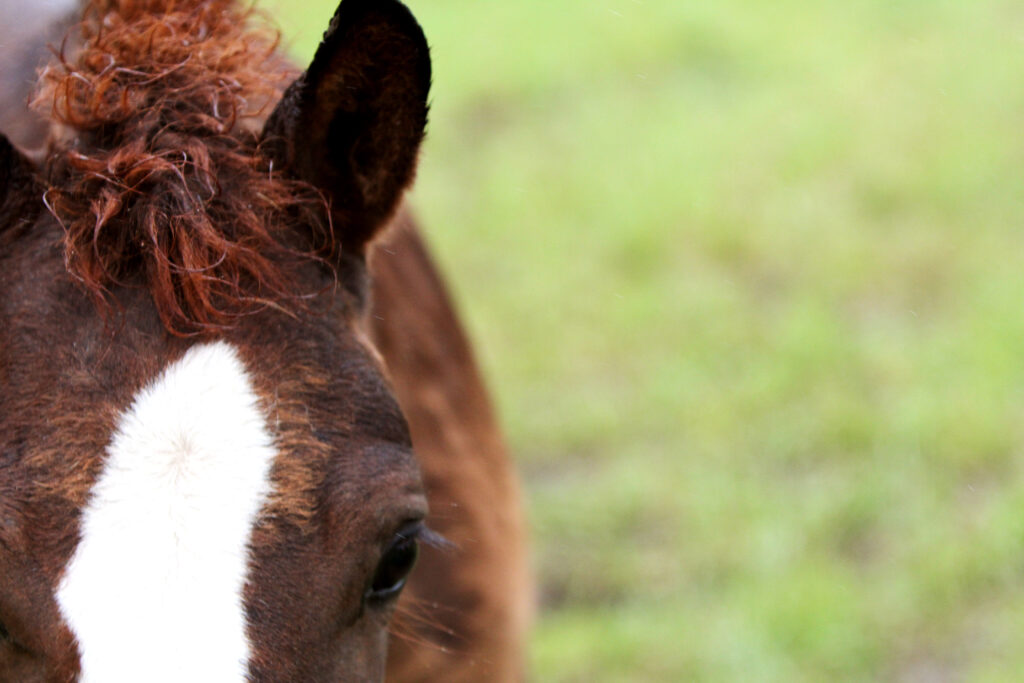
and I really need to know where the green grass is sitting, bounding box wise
[274,1,1024,679]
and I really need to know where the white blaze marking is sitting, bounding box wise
[56,342,276,682]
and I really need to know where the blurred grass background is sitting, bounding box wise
[273,1,1024,680]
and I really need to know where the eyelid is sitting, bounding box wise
[395,521,423,542]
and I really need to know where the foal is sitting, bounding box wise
[0,0,528,680]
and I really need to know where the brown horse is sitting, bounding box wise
[0,0,529,680]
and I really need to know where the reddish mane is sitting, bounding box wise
[35,0,331,334]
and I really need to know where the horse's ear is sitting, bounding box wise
[0,132,38,230]
[263,0,430,255]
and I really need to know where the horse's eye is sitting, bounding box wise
[366,527,420,603]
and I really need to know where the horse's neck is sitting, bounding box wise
[0,0,78,150]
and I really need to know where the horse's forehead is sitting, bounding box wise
[56,341,275,681]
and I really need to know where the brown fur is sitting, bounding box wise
[36,0,331,334]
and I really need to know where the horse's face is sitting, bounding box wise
[0,301,428,682]
[0,0,433,680]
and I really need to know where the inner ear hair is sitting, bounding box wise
[0,132,41,237]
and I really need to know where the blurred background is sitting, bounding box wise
[276,1,1024,680]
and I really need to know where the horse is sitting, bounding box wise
[0,0,530,680]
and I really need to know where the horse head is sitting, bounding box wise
[0,1,440,679]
